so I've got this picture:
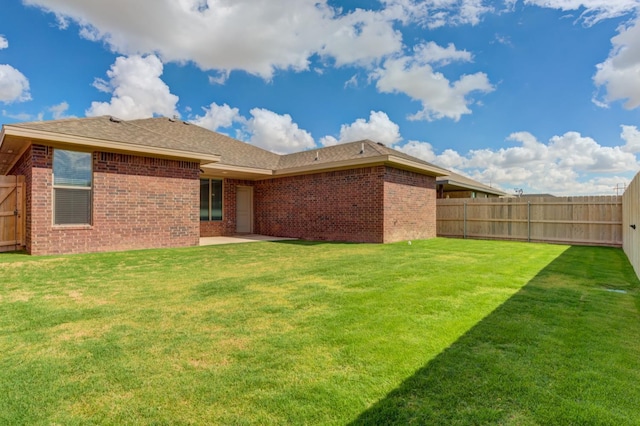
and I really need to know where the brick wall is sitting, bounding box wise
[25,146,200,255]
[10,143,439,252]
[254,166,385,243]
[383,167,436,242]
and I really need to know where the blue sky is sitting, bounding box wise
[1,0,639,195]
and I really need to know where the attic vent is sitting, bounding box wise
[109,116,122,123]
[168,117,175,122]
[182,121,190,125]
[377,142,385,147]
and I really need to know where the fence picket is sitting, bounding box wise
[437,196,622,247]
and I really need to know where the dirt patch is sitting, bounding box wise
[4,290,34,302]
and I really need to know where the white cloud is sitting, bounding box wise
[521,0,640,26]
[382,0,494,29]
[413,41,473,66]
[86,55,179,119]
[246,108,315,154]
[0,36,8,49]
[24,0,405,79]
[433,130,640,195]
[379,129,640,195]
[344,74,359,89]
[594,15,640,110]
[621,125,640,153]
[208,71,229,85]
[319,111,402,146]
[396,140,437,162]
[396,140,469,169]
[492,33,513,47]
[2,110,38,121]
[549,131,637,172]
[191,102,315,154]
[49,101,73,119]
[463,131,637,173]
[371,46,494,121]
[321,8,403,67]
[192,102,242,131]
[0,64,31,104]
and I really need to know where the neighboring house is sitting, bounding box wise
[1,116,451,255]
[436,171,506,199]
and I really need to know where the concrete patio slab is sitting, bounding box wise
[199,234,297,246]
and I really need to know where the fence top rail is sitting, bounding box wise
[437,201,622,207]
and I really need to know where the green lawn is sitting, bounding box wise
[0,239,638,425]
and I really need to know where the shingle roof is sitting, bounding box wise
[8,116,216,157]
[2,115,449,178]
[5,115,281,169]
[277,140,443,171]
[130,117,280,169]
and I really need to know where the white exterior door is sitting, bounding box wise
[236,186,253,234]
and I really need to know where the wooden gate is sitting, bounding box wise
[0,175,25,252]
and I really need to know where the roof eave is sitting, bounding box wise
[272,155,386,177]
[0,126,30,175]
[439,179,506,196]
[386,155,450,177]
[2,125,221,165]
[201,163,274,178]
[273,154,450,178]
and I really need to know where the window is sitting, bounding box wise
[53,149,92,225]
[200,179,223,221]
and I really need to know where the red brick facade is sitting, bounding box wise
[254,166,386,243]
[383,167,436,242]
[10,144,437,254]
[249,166,436,244]
[11,144,200,255]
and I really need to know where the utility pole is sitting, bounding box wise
[613,183,626,196]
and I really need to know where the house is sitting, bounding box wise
[1,116,451,255]
[436,171,506,199]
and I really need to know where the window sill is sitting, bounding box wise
[52,224,93,230]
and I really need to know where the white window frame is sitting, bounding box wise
[52,149,93,226]
[200,178,223,221]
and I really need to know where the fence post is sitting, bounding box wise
[463,202,467,239]
[527,202,531,242]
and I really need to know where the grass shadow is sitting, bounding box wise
[350,246,640,425]
[0,249,29,259]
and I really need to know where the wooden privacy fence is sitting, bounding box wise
[623,173,640,278]
[437,196,622,247]
[0,175,26,252]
